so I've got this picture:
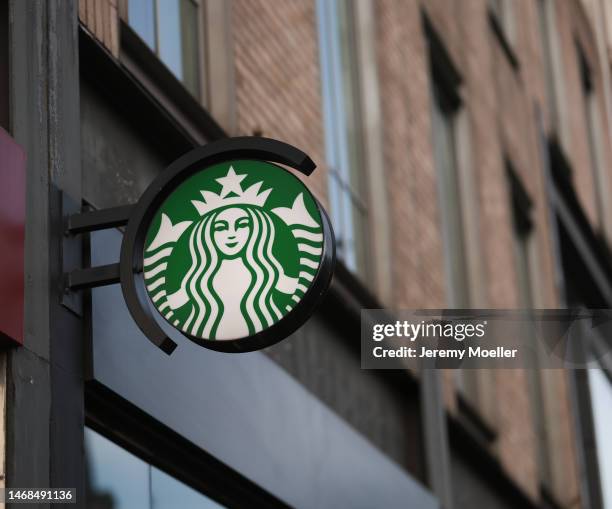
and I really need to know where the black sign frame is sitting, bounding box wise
[119,137,336,354]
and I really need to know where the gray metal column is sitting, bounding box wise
[421,369,453,509]
[7,1,83,506]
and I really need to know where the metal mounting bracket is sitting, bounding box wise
[62,199,134,314]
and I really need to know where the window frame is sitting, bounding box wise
[317,0,372,282]
[507,160,559,495]
[586,359,612,509]
[85,426,227,509]
[124,0,206,101]
[85,384,287,508]
[425,17,499,437]
[576,40,610,233]
[425,19,468,309]
[117,0,235,137]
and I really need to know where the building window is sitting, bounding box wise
[85,427,225,509]
[537,0,569,145]
[577,43,606,226]
[317,0,369,278]
[426,22,497,429]
[127,0,202,98]
[507,162,556,493]
[426,24,468,308]
[431,83,468,307]
[508,162,535,308]
[588,367,612,509]
[537,0,557,125]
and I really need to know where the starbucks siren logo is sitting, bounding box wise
[142,160,324,341]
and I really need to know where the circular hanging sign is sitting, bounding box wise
[120,138,335,354]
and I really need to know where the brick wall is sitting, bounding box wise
[78,0,608,507]
[232,0,328,205]
[230,0,594,507]
[78,0,119,57]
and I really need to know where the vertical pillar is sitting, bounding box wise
[7,0,84,506]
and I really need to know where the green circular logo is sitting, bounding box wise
[143,160,324,342]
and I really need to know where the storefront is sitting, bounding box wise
[3,3,437,507]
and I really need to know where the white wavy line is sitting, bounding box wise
[144,247,173,267]
[292,229,323,242]
[263,212,283,321]
[144,263,167,279]
[183,305,196,332]
[152,290,166,303]
[299,271,314,282]
[245,210,263,333]
[189,221,209,337]
[173,319,180,326]
[159,301,170,312]
[285,305,293,312]
[291,295,300,303]
[175,224,200,303]
[296,283,308,293]
[147,277,165,292]
[298,243,322,256]
[255,210,275,327]
[300,257,319,270]
[264,210,285,320]
[164,310,174,319]
[201,216,220,338]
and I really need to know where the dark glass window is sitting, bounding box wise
[85,428,225,509]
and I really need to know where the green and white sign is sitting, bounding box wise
[143,160,325,343]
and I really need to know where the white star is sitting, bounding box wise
[215,166,246,198]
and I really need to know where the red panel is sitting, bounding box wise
[0,127,25,346]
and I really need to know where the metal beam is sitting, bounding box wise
[66,264,121,291]
[66,204,134,235]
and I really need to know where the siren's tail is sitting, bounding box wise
[285,225,323,313]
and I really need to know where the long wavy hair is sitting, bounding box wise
[180,205,285,339]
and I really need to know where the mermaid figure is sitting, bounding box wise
[166,205,298,339]
[143,165,324,341]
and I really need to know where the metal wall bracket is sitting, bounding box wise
[61,191,84,315]
[65,204,135,235]
[64,263,121,291]
[62,197,134,315]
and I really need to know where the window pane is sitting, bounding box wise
[85,428,150,509]
[588,368,612,509]
[180,0,200,98]
[157,0,183,80]
[537,0,557,123]
[328,172,345,257]
[317,0,368,278]
[129,0,156,50]
[337,0,363,199]
[151,468,225,509]
[352,202,369,277]
[431,86,468,307]
[339,184,356,271]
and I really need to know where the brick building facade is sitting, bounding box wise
[1,0,612,508]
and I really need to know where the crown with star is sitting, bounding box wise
[191,166,273,216]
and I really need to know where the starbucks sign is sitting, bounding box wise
[120,138,335,353]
